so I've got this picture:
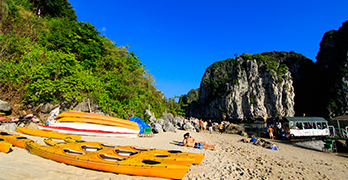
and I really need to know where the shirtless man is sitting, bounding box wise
[182,133,217,150]
[267,126,274,140]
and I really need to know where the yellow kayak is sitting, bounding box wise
[0,138,12,153]
[0,131,33,149]
[16,127,82,140]
[63,137,204,164]
[26,141,190,179]
[44,138,195,166]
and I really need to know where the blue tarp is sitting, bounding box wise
[270,145,279,151]
[129,116,151,134]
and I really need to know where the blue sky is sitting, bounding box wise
[69,0,348,100]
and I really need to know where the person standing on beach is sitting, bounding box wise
[208,120,213,134]
[267,126,274,140]
[219,122,224,134]
[203,121,207,132]
[181,118,186,130]
[199,119,203,132]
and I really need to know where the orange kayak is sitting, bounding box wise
[63,137,204,164]
[26,141,190,179]
[0,138,12,153]
[0,131,33,149]
[44,138,195,166]
[16,127,82,140]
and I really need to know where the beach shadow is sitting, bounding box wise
[170,140,183,147]
[337,154,348,158]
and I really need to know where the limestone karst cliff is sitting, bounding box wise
[181,52,307,121]
[316,20,348,117]
[181,20,348,121]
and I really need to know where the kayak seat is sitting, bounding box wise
[0,132,11,135]
[115,149,138,156]
[131,146,153,151]
[154,154,169,157]
[99,154,125,161]
[16,137,28,139]
[100,143,116,148]
[63,149,85,155]
[168,150,182,154]
[81,145,103,151]
[142,160,161,165]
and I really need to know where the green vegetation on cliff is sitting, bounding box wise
[201,52,291,100]
[0,0,183,119]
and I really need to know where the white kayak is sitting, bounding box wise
[38,123,139,138]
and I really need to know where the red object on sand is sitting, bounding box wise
[0,117,11,122]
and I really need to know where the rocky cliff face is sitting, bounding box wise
[182,52,308,121]
[315,20,348,117]
[181,20,348,120]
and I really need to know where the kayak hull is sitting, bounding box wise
[0,138,12,153]
[16,127,82,140]
[0,131,33,149]
[26,141,189,179]
[63,138,205,164]
[38,125,138,138]
[56,111,139,129]
[44,139,195,166]
[48,122,139,134]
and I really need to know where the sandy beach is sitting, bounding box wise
[0,129,347,180]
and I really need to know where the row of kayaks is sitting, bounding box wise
[0,129,204,179]
[0,130,33,152]
[41,111,140,138]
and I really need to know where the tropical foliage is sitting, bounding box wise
[0,0,184,120]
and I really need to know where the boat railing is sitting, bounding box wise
[329,125,348,138]
[341,127,348,138]
[328,125,336,136]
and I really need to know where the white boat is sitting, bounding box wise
[276,117,330,139]
[38,123,139,138]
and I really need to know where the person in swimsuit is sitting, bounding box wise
[182,133,217,150]
[267,126,274,140]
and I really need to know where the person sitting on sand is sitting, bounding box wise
[182,132,217,150]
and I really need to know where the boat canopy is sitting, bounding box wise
[284,117,327,123]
